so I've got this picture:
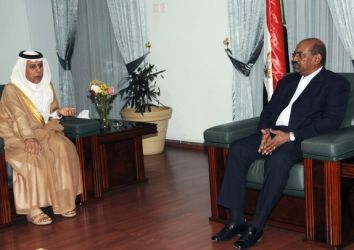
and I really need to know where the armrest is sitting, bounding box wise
[301,126,354,161]
[204,117,259,148]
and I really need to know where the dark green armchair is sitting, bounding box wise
[204,73,354,249]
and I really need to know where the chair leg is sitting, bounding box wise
[0,152,11,225]
[207,146,228,221]
[323,161,342,247]
[304,158,342,248]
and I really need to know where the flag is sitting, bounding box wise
[264,0,288,101]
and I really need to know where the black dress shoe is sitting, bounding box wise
[233,226,263,249]
[211,221,247,242]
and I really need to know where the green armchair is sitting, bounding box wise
[204,73,354,249]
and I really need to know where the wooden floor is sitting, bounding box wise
[0,146,353,250]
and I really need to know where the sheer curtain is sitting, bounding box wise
[227,0,265,121]
[71,0,126,119]
[106,0,147,68]
[283,0,354,73]
[327,0,354,67]
[227,0,354,121]
[51,0,79,106]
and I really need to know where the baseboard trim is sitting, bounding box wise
[165,139,205,151]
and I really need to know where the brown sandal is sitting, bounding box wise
[27,212,52,226]
[61,210,77,218]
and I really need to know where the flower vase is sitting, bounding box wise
[95,99,110,129]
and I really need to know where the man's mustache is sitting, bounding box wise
[291,61,298,67]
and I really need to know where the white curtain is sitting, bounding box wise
[106,0,147,67]
[227,0,354,121]
[227,0,265,121]
[71,0,127,119]
[327,0,354,67]
[283,0,354,73]
[51,0,79,106]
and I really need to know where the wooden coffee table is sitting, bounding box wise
[71,120,157,201]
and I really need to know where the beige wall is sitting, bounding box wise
[0,0,233,143]
[0,0,58,89]
[145,0,233,142]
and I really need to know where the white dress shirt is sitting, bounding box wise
[276,67,323,126]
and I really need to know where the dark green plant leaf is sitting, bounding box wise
[120,62,166,115]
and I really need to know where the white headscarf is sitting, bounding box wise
[10,50,54,123]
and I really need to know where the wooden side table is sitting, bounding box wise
[71,121,157,201]
[70,135,101,202]
[96,121,157,191]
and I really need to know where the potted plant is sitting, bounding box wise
[119,49,172,155]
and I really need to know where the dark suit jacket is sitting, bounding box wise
[258,68,350,142]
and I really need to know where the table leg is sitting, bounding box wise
[133,136,145,181]
[91,135,102,198]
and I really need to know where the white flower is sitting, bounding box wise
[91,85,101,94]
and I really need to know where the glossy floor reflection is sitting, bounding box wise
[0,147,353,250]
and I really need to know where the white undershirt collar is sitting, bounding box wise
[275,66,323,126]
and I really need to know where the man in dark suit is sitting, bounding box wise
[211,38,349,249]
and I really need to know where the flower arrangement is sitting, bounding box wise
[89,79,115,97]
[88,80,117,128]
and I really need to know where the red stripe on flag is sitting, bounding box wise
[266,0,287,90]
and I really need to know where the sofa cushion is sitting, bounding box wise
[60,117,100,138]
[246,160,304,197]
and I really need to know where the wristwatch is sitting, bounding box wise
[289,132,295,141]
